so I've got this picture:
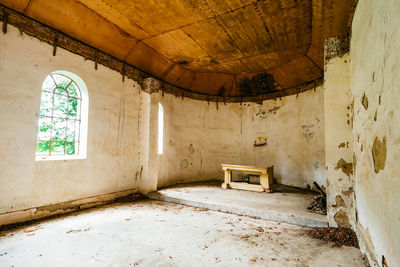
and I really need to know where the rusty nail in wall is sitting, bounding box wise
[122,62,126,82]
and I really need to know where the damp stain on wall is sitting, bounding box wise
[180,159,190,169]
[188,144,195,154]
[302,124,315,143]
[372,137,387,173]
[268,106,281,114]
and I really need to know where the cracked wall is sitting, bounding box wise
[351,0,400,265]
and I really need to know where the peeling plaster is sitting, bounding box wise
[342,187,354,197]
[372,137,387,173]
[362,94,369,110]
[332,195,346,208]
[338,142,346,148]
[334,210,351,228]
[334,159,353,177]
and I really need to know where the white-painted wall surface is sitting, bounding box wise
[351,0,400,265]
[0,24,326,224]
[324,51,355,229]
[0,26,146,217]
[154,86,325,189]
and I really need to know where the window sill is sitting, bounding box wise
[35,155,86,161]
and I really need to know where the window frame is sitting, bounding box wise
[158,103,164,155]
[35,70,89,161]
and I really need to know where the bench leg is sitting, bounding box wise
[260,173,270,191]
[221,170,231,189]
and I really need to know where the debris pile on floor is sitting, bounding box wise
[115,193,143,203]
[307,195,326,214]
[307,182,327,214]
[308,227,359,248]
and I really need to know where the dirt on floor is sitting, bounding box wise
[308,227,359,248]
[0,193,144,235]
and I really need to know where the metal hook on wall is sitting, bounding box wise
[52,32,58,56]
[122,62,126,82]
[2,10,8,34]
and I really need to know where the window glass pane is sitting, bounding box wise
[36,141,50,154]
[42,75,56,92]
[53,94,69,118]
[52,118,66,141]
[67,82,80,98]
[52,74,71,89]
[37,117,52,140]
[54,87,69,96]
[65,142,76,155]
[68,98,80,118]
[66,120,79,141]
[39,91,53,116]
[51,141,65,154]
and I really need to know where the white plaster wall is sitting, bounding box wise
[0,26,146,214]
[324,52,355,229]
[154,85,325,189]
[351,0,400,265]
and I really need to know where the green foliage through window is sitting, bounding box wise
[36,73,81,157]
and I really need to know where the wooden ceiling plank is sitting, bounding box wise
[0,0,31,13]
[181,18,243,62]
[241,46,307,73]
[143,29,212,69]
[256,0,312,51]
[76,0,151,39]
[25,0,138,59]
[269,56,322,88]
[0,0,356,98]
[215,5,274,58]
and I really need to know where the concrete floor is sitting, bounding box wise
[148,183,328,227]
[0,200,366,267]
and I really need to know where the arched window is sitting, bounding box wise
[158,103,164,155]
[36,71,89,160]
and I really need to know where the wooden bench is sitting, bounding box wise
[221,164,273,192]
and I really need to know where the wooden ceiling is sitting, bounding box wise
[1,0,357,98]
